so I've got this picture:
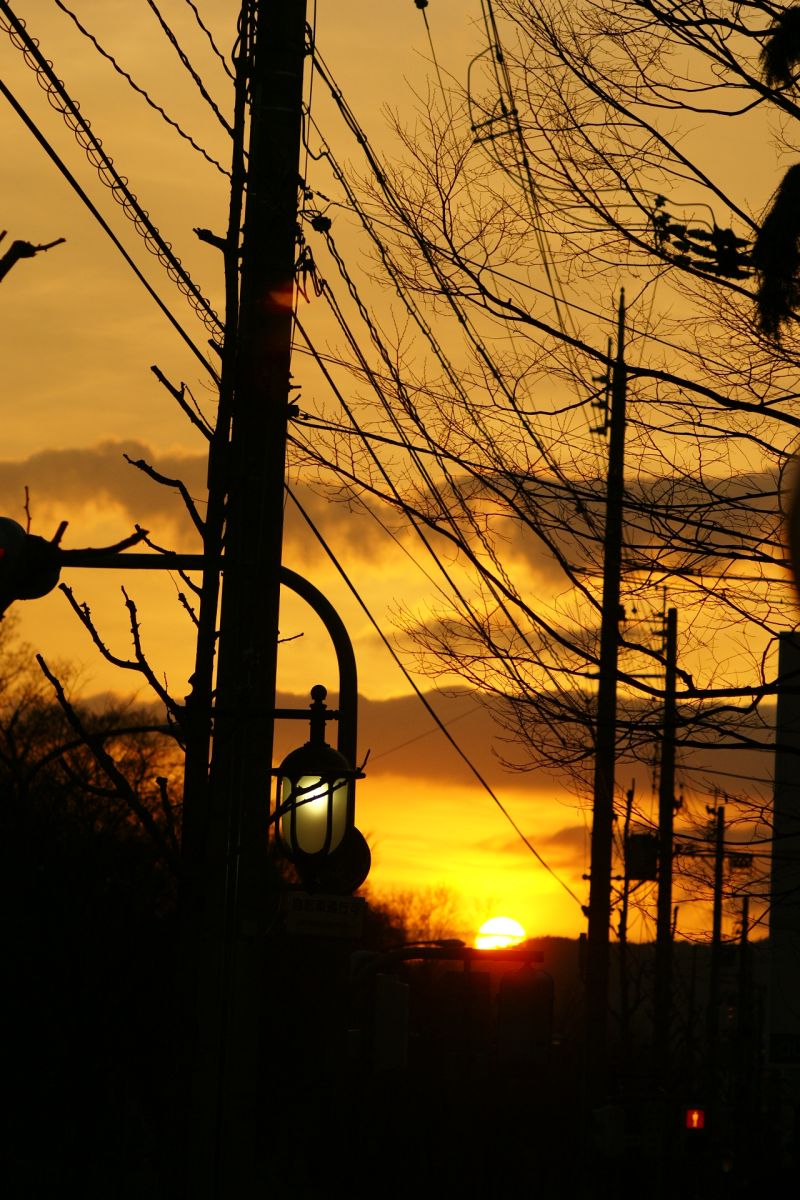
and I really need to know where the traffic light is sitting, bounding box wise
[0,517,61,615]
[682,1104,709,1167]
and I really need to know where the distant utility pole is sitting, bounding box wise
[654,606,678,1075]
[185,3,309,1197]
[618,779,635,1064]
[586,290,627,1088]
[707,802,725,1091]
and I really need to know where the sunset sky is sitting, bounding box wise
[1,1,779,942]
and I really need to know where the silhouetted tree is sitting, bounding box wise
[294,2,794,802]
[0,618,181,1194]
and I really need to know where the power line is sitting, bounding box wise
[292,311,604,684]
[309,25,800,443]
[0,76,216,379]
[143,0,232,134]
[53,0,231,175]
[1,2,223,337]
[181,0,235,81]
[285,482,584,907]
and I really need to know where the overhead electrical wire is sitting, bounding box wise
[476,0,580,352]
[297,221,700,697]
[307,257,612,692]
[306,166,754,389]
[0,2,223,338]
[304,53,588,442]
[52,0,231,176]
[297,213,710,691]
[0,76,217,379]
[285,482,584,908]
[291,308,543,690]
[305,190,775,415]
[291,312,626,694]
[417,0,454,123]
[14,0,777,868]
[301,97,601,533]
[143,0,232,135]
[302,80,732,599]
[314,238,557,639]
[182,0,235,80]
[298,256,780,704]
[303,23,786,916]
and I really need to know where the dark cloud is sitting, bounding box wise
[273,684,563,792]
[274,680,780,798]
[496,466,783,581]
[0,441,206,545]
[477,822,590,864]
[284,483,403,561]
[0,442,403,562]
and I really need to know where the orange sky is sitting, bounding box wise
[0,2,777,942]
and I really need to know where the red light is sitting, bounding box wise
[685,1107,705,1130]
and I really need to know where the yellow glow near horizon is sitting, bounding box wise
[475,916,527,950]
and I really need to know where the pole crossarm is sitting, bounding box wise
[59,551,208,569]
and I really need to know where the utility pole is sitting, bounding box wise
[586,290,627,1089]
[768,632,800,1071]
[618,780,635,1065]
[654,606,677,1075]
[185,3,309,1196]
[707,802,725,1092]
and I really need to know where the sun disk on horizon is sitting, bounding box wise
[475,915,527,950]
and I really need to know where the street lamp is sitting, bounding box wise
[278,684,354,858]
[276,684,369,894]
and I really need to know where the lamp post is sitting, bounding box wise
[278,685,354,857]
[275,684,370,898]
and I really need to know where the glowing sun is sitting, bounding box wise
[475,916,527,950]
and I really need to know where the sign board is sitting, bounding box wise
[283,891,366,939]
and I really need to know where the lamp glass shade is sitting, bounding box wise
[278,742,351,857]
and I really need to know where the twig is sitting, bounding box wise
[121,585,184,722]
[150,364,213,439]
[175,589,200,627]
[59,582,183,727]
[66,528,150,558]
[123,453,205,536]
[0,236,65,283]
[135,526,202,596]
[60,583,138,673]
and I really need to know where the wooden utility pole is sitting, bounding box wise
[768,632,800,1069]
[618,780,635,1064]
[185,3,309,1196]
[586,290,627,1088]
[654,606,678,1073]
[707,802,725,1091]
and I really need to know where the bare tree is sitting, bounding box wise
[290,8,793,802]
